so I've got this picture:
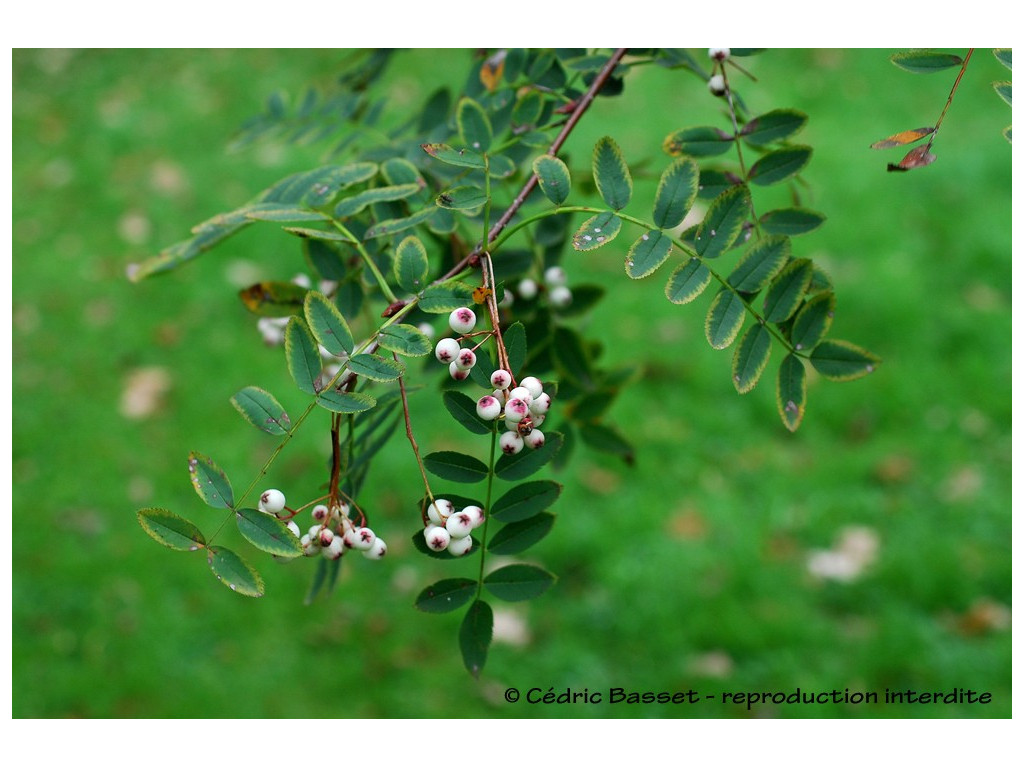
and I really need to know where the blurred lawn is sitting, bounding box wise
[12,49,1010,718]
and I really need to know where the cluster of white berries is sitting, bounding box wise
[434,306,483,382]
[476,372,550,455]
[422,499,485,556]
[515,265,572,309]
[259,488,387,561]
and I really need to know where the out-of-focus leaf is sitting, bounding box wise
[238,281,307,317]
[436,185,488,210]
[333,184,421,218]
[993,81,1011,106]
[740,108,808,146]
[870,127,935,149]
[457,97,493,151]
[363,206,435,239]
[993,49,1011,71]
[421,143,487,169]
[891,50,964,73]
[888,145,937,172]
[663,125,734,157]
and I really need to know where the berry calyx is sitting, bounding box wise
[352,527,376,551]
[424,525,451,552]
[454,348,477,372]
[449,307,477,334]
[500,431,525,455]
[490,369,512,390]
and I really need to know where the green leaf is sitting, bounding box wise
[891,50,964,73]
[381,157,426,188]
[810,340,880,381]
[423,451,490,483]
[578,423,635,464]
[347,353,404,382]
[137,508,206,551]
[230,386,291,436]
[495,432,564,481]
[665,257,712,304]
[504,321,528,375]
[592,136,632,210]
[993,81,1011,106]
[777,353,807,432]
[459,600,493,678]
[262,164,378,207]
[487,154,517,179]
[304,558,342,606]
[442,390,493,435]
[748,146,812,186]
[238,281,307,317]
[393,236,430,294]
[993,48,1011,71]
[571,211,622,251]
[303,291,354,357]
[512,90,544,129]
[244,204,329,223]
[705,289,746,350]
[791,292,835,352]
[457,97,493,151]
[488,513,556,555]
[363,206,436,239]
[653,157,699,229]
[207,547,264,597]
[377,323,432,357]
[421,142,486,169]
[415,578,479,614]
[625,231,673,279]
[533,155,572,206]
[763,258,813,323]
[484,564,556,602]
[662,125,734,157]
[491,480,562,523]
[759,208,826,236]
[187,451,234,510]
[728,235,790,293]
[283,227,355,243]
[418,280,476,313]
[552,326,593,387]
[284,316,322,395]
[740,109,808,145]
[695,185,750,259]
[436,185,488,211]
[333,184,421,218]
[732,323,772,394]
[235,508,303,558]
[316,390,377,414]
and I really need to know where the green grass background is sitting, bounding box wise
[12,49,1011,718]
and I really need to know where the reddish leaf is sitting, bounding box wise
[870,127,935,149]
[887,145,937,172]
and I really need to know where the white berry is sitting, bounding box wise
[517,278,538,299]
[435,337,460,363]
[708,48,730,61]
[449,307,477,334]
[312,504,329,522]
[529,392,551,415]
[500,431,525,455]
[508,386,533,404]
[492,388,507,406]
[446,512,475,539]
[462,505,485,528]
[449,361,470,381]
[520,376,544,399]
[708,74,726,96]
[318,527,335,547]
[490,369,512,390]
[506,397,530,421]
[476,395,502,421]
[424,525,451,552]
[259,489,286,515]
[362,537,387,559]
[286,521,301,538]
[353,527,376,551]
[322,536,345,560]
[544,266,567,286]
[300,534,319,556]
[448,535,474,557]
[428,499,454,525]
[524,429,546,450]
[548,285,572,308]
[454,348,477,371]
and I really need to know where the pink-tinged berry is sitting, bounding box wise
[476,395,501,421]
[708,47,730,61]
[424,525,451,551]
[500,430,525,455]
[544,266,567,287]
[435,337,460,363]
[363,537,387,560]
[446,512,475,539]
[708,74,726,96]
[529,392,551,415]
[548,285,572,308]
[449,307,477,335]
[342,529,359,549]
[318,527,335,547]
[506,397,530,421]
[352,527,376,551]
[448,535,474,557]
[490,369,512,390]
[524,429,546,450]
[508,386,533,404]
[520,376,544,399]
[312,504,329,522]
[449,361,470,381]
[462,505,485,528]
[428,499,454,525]
[322,536,345,560]
[454,348,477,371]
[517,278,538,300]
[259,489,286,515]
